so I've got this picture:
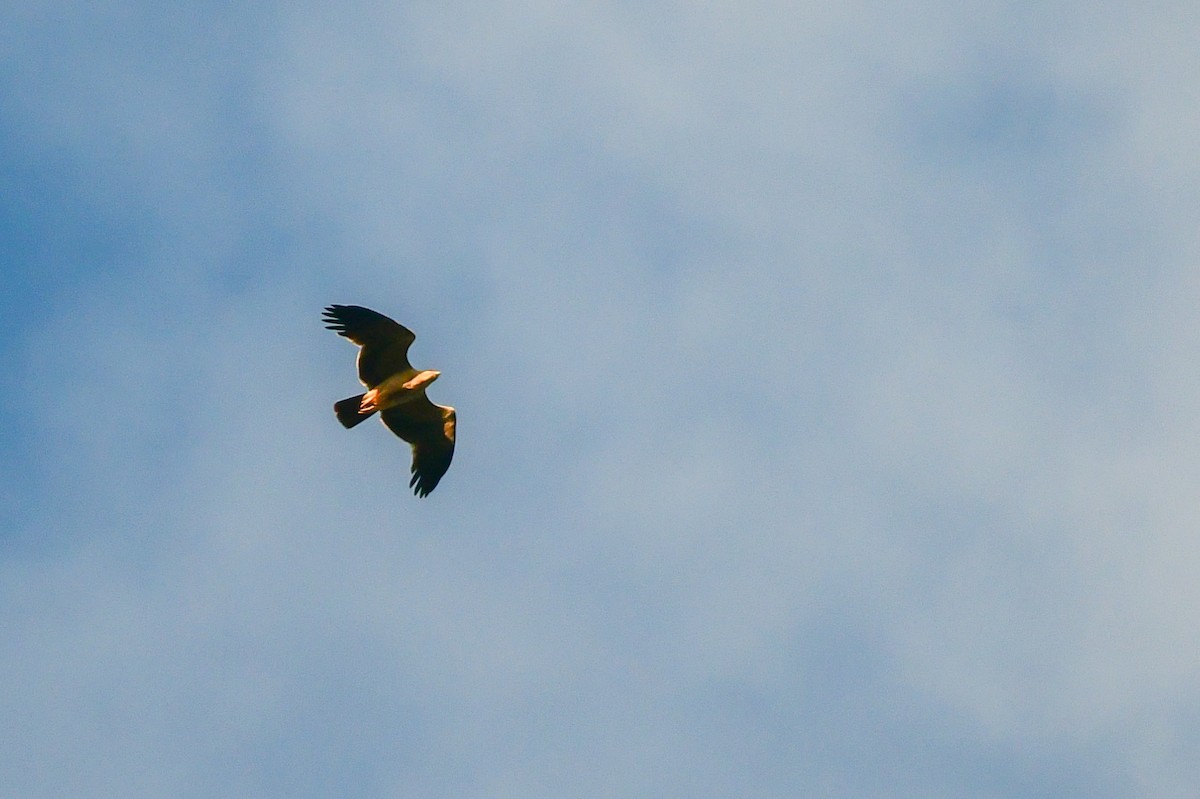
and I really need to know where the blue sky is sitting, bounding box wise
[4,3,1200,797]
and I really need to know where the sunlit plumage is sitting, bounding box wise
[323,304,456,497]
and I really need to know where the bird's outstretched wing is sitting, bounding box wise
[323,304,416,387]
[381,399,456,498]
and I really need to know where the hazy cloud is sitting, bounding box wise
[3,2,1200,797]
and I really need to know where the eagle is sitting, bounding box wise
[323,304,456,497]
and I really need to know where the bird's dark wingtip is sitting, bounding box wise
[322,305,349,333]
[409,470,436,497]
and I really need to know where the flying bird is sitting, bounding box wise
[323,304,456,497]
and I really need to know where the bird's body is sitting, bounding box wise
[359,368,441,414]
[323,304,456,497]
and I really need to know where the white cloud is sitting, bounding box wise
[4,2,1200,796]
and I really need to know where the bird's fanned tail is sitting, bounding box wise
[334,395,375,428]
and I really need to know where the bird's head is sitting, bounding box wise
[400,369,441,391]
